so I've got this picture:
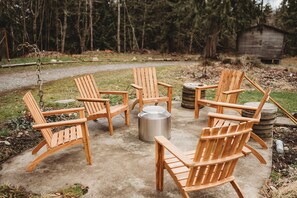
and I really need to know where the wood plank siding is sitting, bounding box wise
[237,25,285,60]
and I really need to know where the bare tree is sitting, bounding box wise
[21,0,29,49]
[124,0,139,50]
[75,0,91,53]
[89,0,93,51]
[117,0,121,52]
[141,0,147,49]
[61,0,68,53]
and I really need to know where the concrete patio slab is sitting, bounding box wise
[0,102,272,197]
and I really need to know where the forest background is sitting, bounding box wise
[0,0,296,59]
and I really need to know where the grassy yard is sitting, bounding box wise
[0,52,196,75]
[0,65,296,124]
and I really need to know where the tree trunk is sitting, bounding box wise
[61,0,68,53]
[55,0,60,52]
[89,0,93,51]
[203,25,219,59]
[75,0,90,53]
[123,0,126,53]
[10,26,15,53]
[45,1,52,51]
[21,0,29,47]
[189,31,194,53]
[38,0,45,50]
[141,0,147,49]
[124,1,139,50]
[117,0,121,53]
[32,1,38,43]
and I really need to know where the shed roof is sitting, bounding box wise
[239,24,288,35]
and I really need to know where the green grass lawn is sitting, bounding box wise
[0,52,195,75]
[0,65,296,124]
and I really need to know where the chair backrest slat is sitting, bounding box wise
[74,75,104,115]
[186,122,252,187]
[23,92,53,146]
[133,67,159,99]
[215,69,244,103]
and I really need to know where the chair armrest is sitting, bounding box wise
[196,84,218,90]
[211,101,258,111]
[131,84,143,90]
[158,82,172,88]
[77,97,109,103]
[33,118,87,130]
[99,91,128,95]
[208,112,260,123]
[99,91,128,105]
[42,107,85,116]
[223,89,245,95]
[155,136,194,167]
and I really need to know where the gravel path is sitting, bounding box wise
[0,61,196,93]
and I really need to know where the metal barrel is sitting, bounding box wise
[138,106,171,142]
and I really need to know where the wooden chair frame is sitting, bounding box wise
[131,67,172,112]
[74,74,130,136]
[155,122,253,198]
[195,69,245,119]
[207,89,271,164]
[23,92,92,172]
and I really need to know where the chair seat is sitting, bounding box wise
[164,150,230,190]
[165,150,195,187]
[51,125,82,147]
[92,104,127,116]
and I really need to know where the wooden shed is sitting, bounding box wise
[237,25,286,63]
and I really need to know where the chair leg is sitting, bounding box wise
[139,103,143,112]
[250,132,268,149]
[167,100,172,113]
[167,87,172,113]
[194,103,200,119]
[217,106,224,114]
[82,123,92,165]
[27,141,84,172]
[107,115,114,136]
[27,146,63,172]
[194,89,200,119]
[181,190,190,198]
[245,144,267,164]
[131,100,138,110]
[230,180,244,198]
[156,142,164,191]
[32,140,47,155]
[125,108,130,126]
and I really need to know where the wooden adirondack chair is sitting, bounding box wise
[207,89,271,164]
[155,121,253,198]
[74,74,130,136]
[131,67,172,112]
[195,69,245,119]
[23,92,92,172]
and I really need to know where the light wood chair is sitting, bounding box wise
[155,121,253,198]
[195,69,245,119]
[23,92,92,172]
[131,67,172,112]
[207,89,271,164]
[74,74,130,136]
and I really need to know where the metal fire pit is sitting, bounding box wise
[138,106,171,142]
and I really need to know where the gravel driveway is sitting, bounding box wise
[0,61,196,93]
